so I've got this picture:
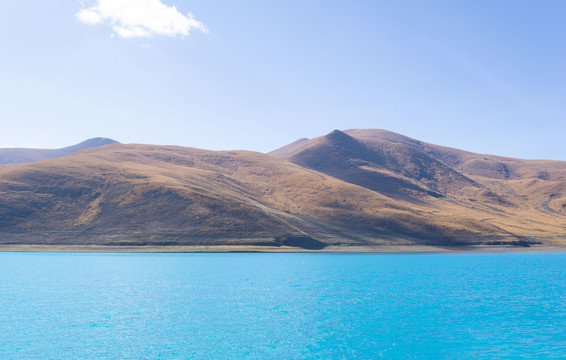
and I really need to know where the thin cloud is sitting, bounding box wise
[76,0,207,38]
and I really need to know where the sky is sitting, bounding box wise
[0,0,564,160]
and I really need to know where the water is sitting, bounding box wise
[0,252,564,359]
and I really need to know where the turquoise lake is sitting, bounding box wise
[0,252,564,359]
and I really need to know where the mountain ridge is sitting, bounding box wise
[0,137,119,164]
[1,130,565,251]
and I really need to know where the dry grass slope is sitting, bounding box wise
[1,130,565,250]
[272,129,566,248]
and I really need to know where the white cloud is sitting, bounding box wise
[75,0,207,38]
[76,8,103,25]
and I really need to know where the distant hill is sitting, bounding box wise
[0,130,564,251]
[0,138,119,164]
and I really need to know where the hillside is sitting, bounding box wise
[270,130,566,246]
[0,131,565,251]
[0,138,119,164]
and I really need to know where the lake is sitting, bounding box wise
[0,252,564,359]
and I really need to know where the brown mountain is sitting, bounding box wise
[0,130,565,251]
[272,129,566,246]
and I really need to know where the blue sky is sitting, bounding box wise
[0,0,564,160]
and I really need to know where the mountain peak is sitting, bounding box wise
[78,137,119,146]
[65,138,119,152]
[325,129,350,141]
[322,129,362,149]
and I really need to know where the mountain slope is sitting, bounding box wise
[341,129,566,216]
[0,131,565,250]
[283,130,480,200]
[0,142,544,250]
[270,129,566,247]
[0,138,119,164]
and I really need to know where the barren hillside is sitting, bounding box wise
[0,130,565,250]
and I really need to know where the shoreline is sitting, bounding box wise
[0,244,564,254]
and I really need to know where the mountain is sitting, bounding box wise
[271,129,566,246]
[0,138,119,164]
[277,129,479,200]
[0,130,565,251]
